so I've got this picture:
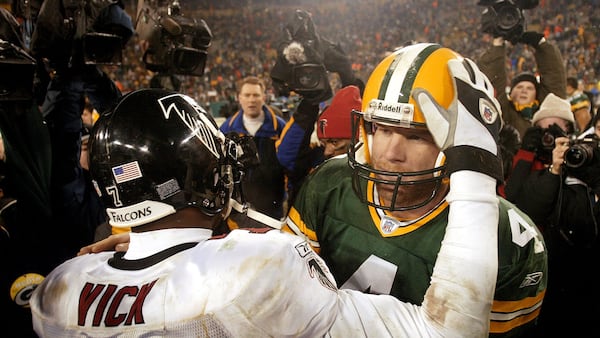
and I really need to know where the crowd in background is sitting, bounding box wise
[99,0,600,117]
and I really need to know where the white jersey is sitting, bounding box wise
[31,172,499,338]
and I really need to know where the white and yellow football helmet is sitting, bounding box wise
[349,43,462,211]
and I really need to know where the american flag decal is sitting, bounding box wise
[112,161,143,184]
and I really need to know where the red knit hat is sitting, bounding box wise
[317,85,362,139]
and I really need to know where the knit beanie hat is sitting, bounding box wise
[569,92,591,113]
[510,72,539,94]
[531,93,575,125]
[317,85,361,139]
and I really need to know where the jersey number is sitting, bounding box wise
[340,255,397,294]
[341,208,544,294]
[507,208,545,254]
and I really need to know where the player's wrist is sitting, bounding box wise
[444,146,503,183]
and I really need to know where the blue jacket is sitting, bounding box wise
[220,105,287,219]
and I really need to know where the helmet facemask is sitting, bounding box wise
[348,105,447,212]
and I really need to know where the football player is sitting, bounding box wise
[34,84,502,337]
[284,43,548,337]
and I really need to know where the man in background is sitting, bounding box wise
[219,76,287,221]
[503,93,600,336]
[478,31,566,139]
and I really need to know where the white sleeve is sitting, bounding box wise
[423,171,498,337]
[329,171,499,338]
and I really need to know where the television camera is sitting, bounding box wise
[30,0,134,67]
[271,9,353,103]
[478,0,539,43]
[136,0,211,76]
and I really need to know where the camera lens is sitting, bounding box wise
[496,4,522,31]
[295,68,321,89]
[172,47,207,75]
[292,64,326,90]
[564,144,590,168]
[541,132,555,148]
[173,48,201,72]
[297,73,320,88]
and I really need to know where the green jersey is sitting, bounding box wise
[285,157,547,337]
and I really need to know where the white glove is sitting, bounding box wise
[412,57,504,182]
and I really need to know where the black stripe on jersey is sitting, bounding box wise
[108,242,199,270]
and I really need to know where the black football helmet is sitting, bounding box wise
[89,88,237,228]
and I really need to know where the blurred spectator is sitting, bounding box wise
[581,111,600,138]
[277,85,361,205]
[566,76,593,133]
[478,33,566,139]
[219,76,287,221]
[316,86,361,159]
[503,93,600,337]
[83,1,598,122]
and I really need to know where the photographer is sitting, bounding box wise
[503,93,599,335]
[477,0,566,139]
[0,8,53,335]
[271,9,362,206]
[30,0,133,254]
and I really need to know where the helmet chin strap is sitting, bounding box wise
[228,198,283,229]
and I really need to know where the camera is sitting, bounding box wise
[31,0,133,67]
[137,0,212,76]
[564,136,600,168]
[540,123,566,149]
[0,40,36,101]
[270,10,331,97]
[291,63,328,91]
[531,124,566,163]
[478,0,539,43]
[541,127,565,150]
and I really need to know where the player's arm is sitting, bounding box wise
[412,56,502,336]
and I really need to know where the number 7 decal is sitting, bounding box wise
[106,186,123,207]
